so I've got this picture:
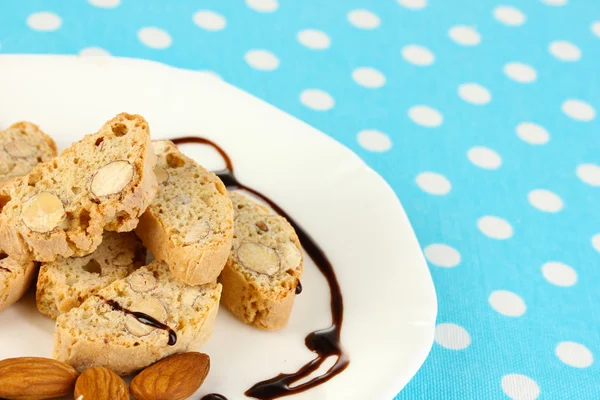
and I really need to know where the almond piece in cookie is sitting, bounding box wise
[53,260,222,376]
[0,113,158,263]
[36,231,145,319]
[135,141,233,286]
[0,121,57,187]
[0,253,36,312]
[219,192,304,330]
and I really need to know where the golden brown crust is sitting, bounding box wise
[219,261,296,330]
[0,255,36,312]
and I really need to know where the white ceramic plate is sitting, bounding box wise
[0,55,437,400]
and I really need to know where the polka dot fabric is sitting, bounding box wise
[1,1,599,399]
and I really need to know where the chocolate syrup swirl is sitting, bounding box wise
[201,395,228,400]
[0,266,11,273]
[97,295,177,345]
[172,137,349,399]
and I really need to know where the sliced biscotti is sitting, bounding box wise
[0,121,57,187]
[135,141,233,286]
[53,260,221,376]
[230,191,270,218]
[0,113,158,263]
[0,253,36,312]
[36,231,145,319]
[219,192,303,330]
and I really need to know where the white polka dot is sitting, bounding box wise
[542,262,577,287]
[528,189,564,213]
[501,374,540,400]
[467,146,502,170]
[556,342,594,368]
[408,105,443,128]
[193,10,227,31]
[397,0,427,10]
[489,290,526,317]
[352,67,386,88]
[592,21,600,38]
[592,234,600,253]
[493,6,526,26]
[137,27,172,49]
[504,62,537,83]
[448,25,481,46]
[458,83,491,105]
[516,122,550,145]
[79,47,111,57]
[244,50,279,71]
[562,99,596,122]
[300,89,334,111]
[435,323,470,350]
[246,0,278,12]
[348,9,380,30]
[297,29,330,50]
[549,41,581,61]
[401,45,435,66]
[478,216,513,240]
[88,0,120,7]
[416,172,452,196]
[357,130,391,152]
[541,0,567,6]
[27,12,62,32]
[424,244,461,267]
[576,164,600,186]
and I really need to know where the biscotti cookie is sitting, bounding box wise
[0,121,57,187]
[53,260,221,376]
[0,253,36,312]
[0,113,158,263]
[135,141,233,286]
[219,192,303,330]
[230,191,270,217]
[36,231,145,319]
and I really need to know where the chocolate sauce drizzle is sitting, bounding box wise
[0,266,11,273]
[201,395,228,400]
[97,295,177,346]
[172,137,349,400]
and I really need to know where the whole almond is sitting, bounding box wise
[0,357,79,400]
[74,367,128,400]
[130,352,210,400]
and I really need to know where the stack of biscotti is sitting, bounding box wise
[0,114,233,378]
[47,141,231,377]
[0,111,306,382]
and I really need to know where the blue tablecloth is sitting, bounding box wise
[2,1,599,399]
